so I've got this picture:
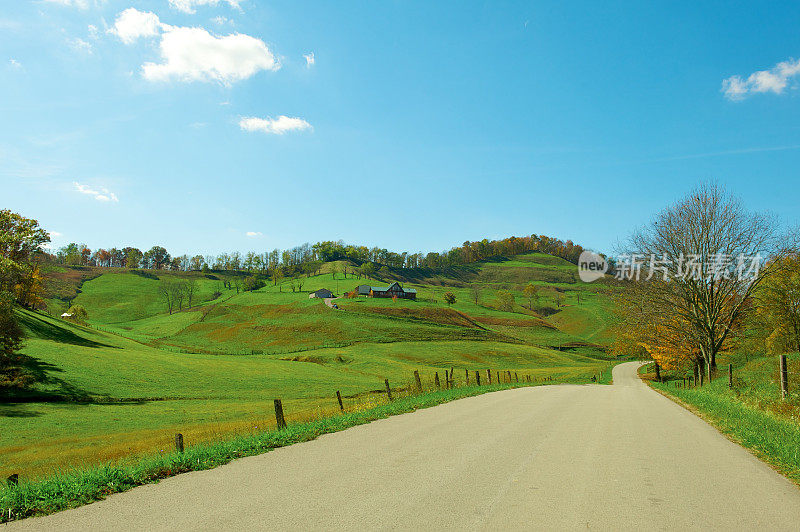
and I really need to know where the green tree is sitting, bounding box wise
[0,209,50,294]
[444,292,456,306]
[753,254,800,353]
[124,247,143,269]
[360,262,376,280]
[144,246,170,269]
[496,290,515,312]
[243,276,266,292]
[555,292,566,308]
[523,283,540,310]
[0,210,49,388]
[66,305,89,324]
[0,292,27,389]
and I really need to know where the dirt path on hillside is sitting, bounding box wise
[10,362,800,530]
[323,297,338,308]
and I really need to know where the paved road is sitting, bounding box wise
[8,362,800,531]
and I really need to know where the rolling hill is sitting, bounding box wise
[2,252,619,479]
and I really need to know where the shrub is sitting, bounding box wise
[66,305,89,324]
[242,276,266,292]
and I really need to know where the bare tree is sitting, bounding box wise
[470,287,480,305]
[159,279,175,315]
[621,184,784,370]
[172,281,186,310]
[185,278,199,308]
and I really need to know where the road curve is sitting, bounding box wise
[8,362,800,531]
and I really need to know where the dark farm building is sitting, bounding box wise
[356,281,417,300]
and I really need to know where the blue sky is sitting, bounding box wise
[3,1,800,257]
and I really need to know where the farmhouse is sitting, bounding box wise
[309,288,335,299]
[355,284,372,296]
[368,282,417,300]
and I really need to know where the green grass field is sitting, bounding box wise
[0,377,577,523]
[2,253,618,480]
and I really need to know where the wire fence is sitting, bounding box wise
[3,364,612,487]
[645,354,800,401]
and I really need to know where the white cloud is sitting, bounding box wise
[169,0,241,15]
[74,182,119,202]
[87,24,100,40]
[239,116,312,135]
[48,231,63,239]
[110,8,276,85]
[722,58,800,100]
[303,52,315,67]
[110,8,165,45]
[9,58,21,68]
[245,231,263,237]
[43,0,90,8]
[68,37,93,54]
[142,26,278,84]
[212,16,230,25]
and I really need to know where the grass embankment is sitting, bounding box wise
[1,376,590,523]
[642,353,800,484]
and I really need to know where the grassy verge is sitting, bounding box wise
[0,377,597,523]
[641,364,800,485]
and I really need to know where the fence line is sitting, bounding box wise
[4,363,612,486]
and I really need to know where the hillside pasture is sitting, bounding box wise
[3,252,619,479]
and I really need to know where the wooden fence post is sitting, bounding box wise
[435,372,440,388]
[450,367,454,387]
[336,390,344,411]
[507,370,512,382]
[465,368,469,385]
[385,378,393,401]
[7,474,18,486]
[487,369,492,384]
[274,399,286,430]
[515,372,519,383]
[175,433,184,453]
[654,362,661,382]
[475,370,481,386]
[780,355,789,400]
[728,364,733,389]
[414,370,422,391]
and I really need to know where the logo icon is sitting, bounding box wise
[578,251,607,283]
